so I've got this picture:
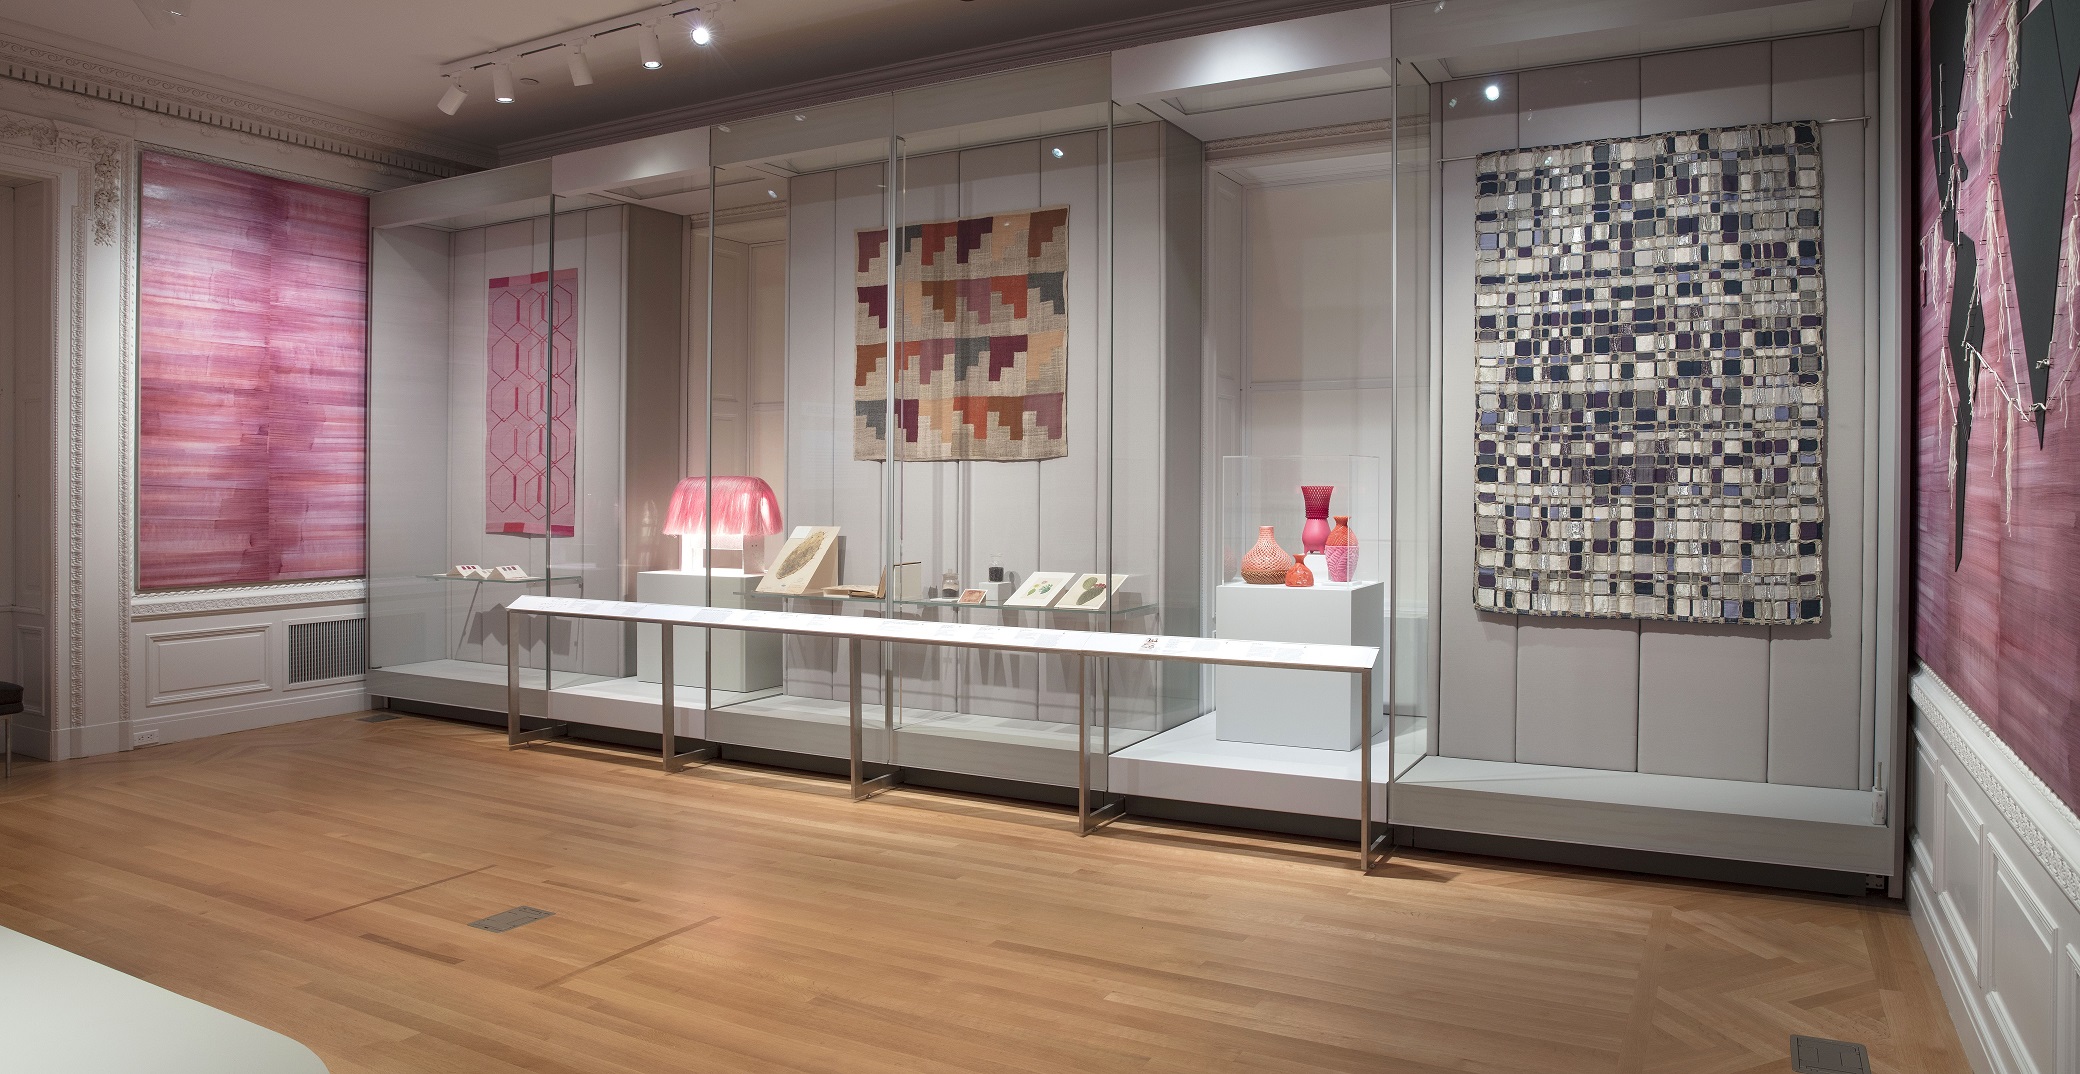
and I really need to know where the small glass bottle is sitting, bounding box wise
[940,568,959,599]
[987,552,1005,583]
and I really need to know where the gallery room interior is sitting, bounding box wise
[0,0,2073,1069]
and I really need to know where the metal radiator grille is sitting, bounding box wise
[289,618,365,683]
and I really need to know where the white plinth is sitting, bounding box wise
[1214,580,1383,751]
[0,925,329,1073]
[636,569,782,693]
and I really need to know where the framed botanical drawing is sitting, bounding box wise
[1061,573,1129,611]
[1004,571,1075,608]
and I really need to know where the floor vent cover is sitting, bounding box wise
[1790,1035,1870,1074]
[289,618,365,684]
[470,907,553,933]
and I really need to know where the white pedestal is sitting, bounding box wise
[636,569,782,693]
[1214,580,1383,751]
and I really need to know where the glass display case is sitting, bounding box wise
[692,60,1207,792]
[365,165,678,712]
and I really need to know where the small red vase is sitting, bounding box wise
[1325,514,1356,583]
[1239,525,1293,584]
[1285,558,1314,587]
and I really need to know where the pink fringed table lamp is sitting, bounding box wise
[664,476,782,574]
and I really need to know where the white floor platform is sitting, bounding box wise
[1109,713,1420,821]
[1393,754,1893,874]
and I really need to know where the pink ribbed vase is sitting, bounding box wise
[1300,485,1334,554]
[1239,526,1293,585]
[1325,514,1356,583]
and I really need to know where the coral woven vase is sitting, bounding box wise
[1325,514,1356,583]
[1239,526,1294,585]
[1284,558,1314,588]
[1300,485,1334,553]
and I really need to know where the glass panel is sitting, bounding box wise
[884,60,1132,788]
[367,181,576,718]
[704,95,896,765]
[1389,57,1436,775]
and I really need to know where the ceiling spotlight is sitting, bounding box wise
[1051,147,1064,159]
[690,20,712,45]
[566,44,594,86]
[1483,83,1501,101]
[637,23,662,69]
[765,188,777,199]
[437,76,468,115]
[492,63,516,103]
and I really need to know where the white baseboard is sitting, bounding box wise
[133,684,368,745]
[1910,665,2079,1074]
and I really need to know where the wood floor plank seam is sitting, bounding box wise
[537,915,722,989]
[306,865,496,920]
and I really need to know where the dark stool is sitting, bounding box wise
[0,681,20,778]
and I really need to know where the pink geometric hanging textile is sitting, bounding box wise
[485,268,578,537]
[136,151,368,590]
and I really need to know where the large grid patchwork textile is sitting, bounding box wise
[1472,123,1827,625]
[854,208,1069,461]
[485,268,578,537]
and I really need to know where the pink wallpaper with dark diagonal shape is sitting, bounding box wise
[138,151,368,590]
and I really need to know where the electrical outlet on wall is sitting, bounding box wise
[133,729,161,746]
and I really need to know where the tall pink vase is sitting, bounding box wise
[1325,514,1357,583]
[1300,485,1333,554]
[1239,526,1294,585]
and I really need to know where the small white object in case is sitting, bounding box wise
[451,564,486,579]
[492,565,530,581]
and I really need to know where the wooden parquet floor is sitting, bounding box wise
[0,713,1966,1073]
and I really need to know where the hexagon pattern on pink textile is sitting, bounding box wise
[485,268,578,537]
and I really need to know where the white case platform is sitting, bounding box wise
[1214,580,1383,751]
[635,569,783,692]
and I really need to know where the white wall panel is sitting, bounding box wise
[1514,620,1638,771]
[1771,31,1865,123]
[147,625,270,705]
[1911,678,2079,1074]
[1768,117,1866,789]
[1636,623,1768,781]
[1988,847,2058,1074]
[1639,42,1771,134]
[1516,58,1640,148]
[1941,780,1986,974]
[1436,152,1517,762]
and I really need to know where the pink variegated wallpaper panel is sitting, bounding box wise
[137,151,368,590]
[1915,0,2080,810]
[484,268,577,538]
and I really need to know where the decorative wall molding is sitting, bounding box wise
[131,579,367,619]
[0,113,119,244]
[1913,663,2080,910]
[0,27,490,180]
[498,0,1386,162]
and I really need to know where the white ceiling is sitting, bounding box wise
[0,0,1253,158]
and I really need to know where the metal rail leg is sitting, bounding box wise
[660,624,717,773]
[1077,654,1123,834]
[506,609,565,748]
[849,637,897,800]
[1359,667,1392,871]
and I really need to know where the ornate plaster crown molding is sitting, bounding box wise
[0,26,492,179]
[0,110,123,243]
